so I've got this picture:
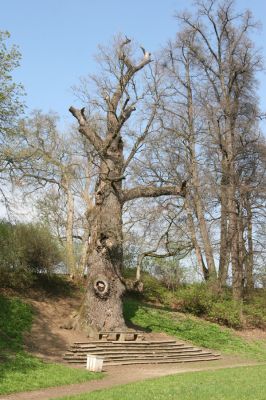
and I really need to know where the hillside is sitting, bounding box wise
[1,275,266,363]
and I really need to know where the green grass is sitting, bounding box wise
[123,298,266,361]
[0,352,101,395]
[55,364,266,400]
[0,295,33,352]
[0,295,102,395]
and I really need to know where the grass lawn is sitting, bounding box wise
[55,364,266,400]
[123,298,266,361]
[0,352,102,395]
[0,295,102,395]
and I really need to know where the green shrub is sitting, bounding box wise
[0,221,22,270]
[123,268,265,330]
[0,220,62,289]
[243,292,266,329]
[174,283,215,316]
[123,268,175,305]
[173,285,243,329]
[208,300,242,328]
[0,266,35,289]
[14,223,62,274]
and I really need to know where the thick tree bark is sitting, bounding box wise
[75,139,126,335]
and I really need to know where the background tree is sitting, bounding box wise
[4,111,94,277]
[174,0,263,299]
[0,30,24,205]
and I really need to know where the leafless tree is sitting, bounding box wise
[70,37,186,334]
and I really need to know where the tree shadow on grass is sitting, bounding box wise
[123,297,188,338]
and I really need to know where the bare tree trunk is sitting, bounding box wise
[193,187,217,280]
[238,203,245,284]
[185,61,216,280]
[185,197,209,280]
[227,152,243,301]
[65,181,76,276]
[219,158,230,287]
[78,228,90,277]
[136,253,145,281]
[245,195,254,293]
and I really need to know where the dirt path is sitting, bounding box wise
[0,356,262,400]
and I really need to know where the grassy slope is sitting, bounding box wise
[56,365,266,400]
[123,298,266,361]
[0,295,102,395]
[1,281,265,396]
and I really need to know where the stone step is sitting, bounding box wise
[105,356,220,366]
[64,339,221,367]
[64,351,215,361]
[64,348,202,357]
[70,343,186,351]
[68,345,190,353]
[71,340,179,348]
[65,355,220,365]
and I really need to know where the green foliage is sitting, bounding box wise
[123,298,266,361]
[174,284,243,328]
[0,31,24,136]
[208,300,242,328]
[128,275,265,330]
[0,220,62,288]
[243,291,266,329]
[123,268,176,305]
[125,267,266,330]
[55,365,266,400]
[141,273,172,304]
[14,222,62,273]
[174,284,215,315]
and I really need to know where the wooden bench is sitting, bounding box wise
[98,331,145,341]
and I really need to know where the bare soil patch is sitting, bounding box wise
[23,291,88,362]
[236,328,266,341]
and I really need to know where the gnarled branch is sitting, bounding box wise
[122,181,186,203]
[69,107,104,154]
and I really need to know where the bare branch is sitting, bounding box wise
[122,181,186,203]
[69,106,104,154]
[123,108,157,172]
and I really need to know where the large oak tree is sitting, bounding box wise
[70,38,186,335]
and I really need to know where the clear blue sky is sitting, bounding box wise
[1,0,266,129]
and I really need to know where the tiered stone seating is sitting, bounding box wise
[63,335,220,367]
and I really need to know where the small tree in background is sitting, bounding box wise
[0,221,62,288]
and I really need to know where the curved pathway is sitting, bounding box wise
[0,356,261,400]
